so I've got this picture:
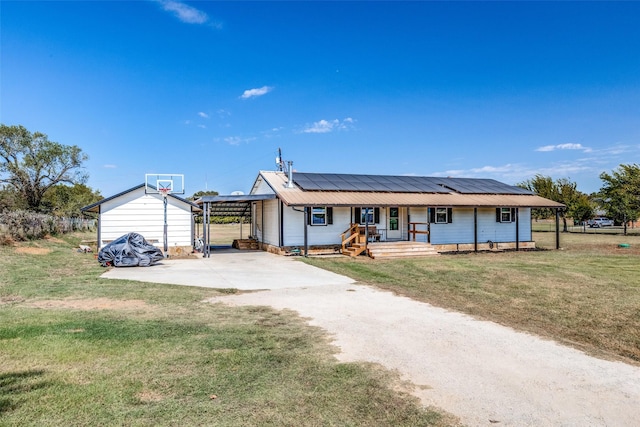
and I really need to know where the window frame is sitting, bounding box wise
[496,207,517,223]
[308,206,333,226]
[355,207,380,225]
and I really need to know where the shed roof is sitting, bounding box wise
[256,171,565,208]
[81,183,201,213]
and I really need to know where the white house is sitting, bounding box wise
[82,184,200,256]
[198,170,565,258]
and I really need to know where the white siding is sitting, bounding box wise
[258,199,280,246]
[281,206,352,247]
[99,188,193,249]
[431,207,533,245]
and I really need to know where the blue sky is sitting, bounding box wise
[2,1,639,197]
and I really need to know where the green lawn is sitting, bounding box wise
[0,233,455,426]
[304,232,640,364]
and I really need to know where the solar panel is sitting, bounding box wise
[293,173,450,193]
[435,178,533,195]
[292,173,532,195]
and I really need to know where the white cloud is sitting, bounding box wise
[302,117,356,134]
[536,143,591,152]
[222,136,256,145]
[103,164,117,169]
[156,0,208,24]
[198,112,209,118]
[240,86,273,99]
[303,119,337,134]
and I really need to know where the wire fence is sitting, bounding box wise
[532,221,640,235]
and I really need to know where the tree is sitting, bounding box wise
[0,124,89,212]
[189,190,219,201]
[518,175,592,231]
[598,164,640,232]
[40,183,102,218]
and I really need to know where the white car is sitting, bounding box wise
[587,217,614,228]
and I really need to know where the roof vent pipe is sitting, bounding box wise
[287,161,294,188]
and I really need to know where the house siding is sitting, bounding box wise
[258,199,280,246]
[430,207,532,245]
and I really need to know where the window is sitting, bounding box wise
[308,207,333,226]
[496,208,517,223]
[355,207,380,224]
[429,207,453,224]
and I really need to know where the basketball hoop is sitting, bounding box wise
[159,188,170,199]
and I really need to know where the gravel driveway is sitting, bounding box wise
[207,281,640,426]
[104,252,640,426]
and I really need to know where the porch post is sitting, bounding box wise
[555,208,560,250]
[474,208,478,252]
[303,207,309,257]
[364,207,369,250]
[515,207,520,251]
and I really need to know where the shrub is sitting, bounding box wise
[0,210,54,240]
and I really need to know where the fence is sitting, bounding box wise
[0,210,96,241]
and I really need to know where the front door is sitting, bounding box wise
[387,207,401,240]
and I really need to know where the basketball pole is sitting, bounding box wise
[161,190,169,255]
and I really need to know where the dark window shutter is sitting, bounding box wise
[447,208,453,223]
[306,207,311,225]
[511,208,516,222]
[496,208,501,222]
[429,207,435,223]
[374,207,380,223]
[327,207,333,224]
[355,207,361,223]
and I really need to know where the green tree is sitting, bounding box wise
[518,175,591,231]
[40,183,102,218]
[0,124,88,212]
[598,164,640,232]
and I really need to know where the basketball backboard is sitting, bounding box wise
[145,173,185,195]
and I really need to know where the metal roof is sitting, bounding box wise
[196,194,277,217]
[257,171,564,208]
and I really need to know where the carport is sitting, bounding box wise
[195,194,276,257]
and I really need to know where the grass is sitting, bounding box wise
[304,231,640,364]
[0,233,454,426]
[196,223,250,245]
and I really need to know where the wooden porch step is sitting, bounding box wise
[366,242,439,259]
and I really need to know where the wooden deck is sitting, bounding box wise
[365,241,439,259]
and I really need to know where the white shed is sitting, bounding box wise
[81,183,200,256]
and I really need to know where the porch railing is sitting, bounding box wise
[408,222,429,241]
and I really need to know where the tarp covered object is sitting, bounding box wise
[98,232,164,267]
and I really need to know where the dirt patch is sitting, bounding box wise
[45,235,66,243]
[15,247,51,255]
[0,295,26,305]
[136,390,165,403]
[26,297,149,311]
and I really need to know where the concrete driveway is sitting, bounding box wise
[100,249,354,290]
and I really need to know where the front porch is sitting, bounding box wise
[341,223,439,259]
